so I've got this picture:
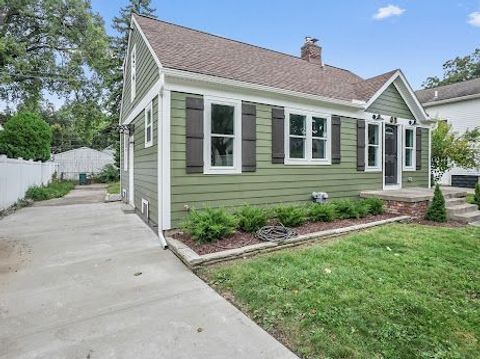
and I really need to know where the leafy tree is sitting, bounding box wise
[474,182,480,210]
[0,112,52,161]
[431,121,480,183]
[423,49,480,89]
[425,184,447,223]
[0,0,111,109]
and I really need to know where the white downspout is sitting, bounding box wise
[157,70,168,249]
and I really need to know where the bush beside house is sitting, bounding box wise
[425,184,447,222]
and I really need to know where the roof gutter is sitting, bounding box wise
[162,67,366,109]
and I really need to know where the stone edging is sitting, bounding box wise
[167,215,410,269]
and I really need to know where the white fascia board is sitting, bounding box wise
[365,70,431,125]
[422,93,480,108]
[162,68,365,110]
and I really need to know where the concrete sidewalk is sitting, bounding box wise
[0,191,297,358]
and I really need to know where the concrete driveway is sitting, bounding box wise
[0,187,297,359]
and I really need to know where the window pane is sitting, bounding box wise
[147,109,152,125]
[211,136,234,167]
[289,114,306,136]
[312,139,326,159]
[289,137,305,158]
[368,124,379,145]
[312,117,326,138]
[405,148,412,167]
[406,129,414,148]
[146,127,151,142]
[368,146,377,167]
[211,104,234,135]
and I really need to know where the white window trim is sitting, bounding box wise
[284,108,331,165]
[203,96,242,175]
[365,121,383,172]
[144,101,153,148]
[130,44,137,102]
[403,126,416,171]
[123,132,129,171]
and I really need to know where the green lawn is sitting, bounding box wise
[106,181,120,194]
[25,180,76,201]
[202,224,480,359]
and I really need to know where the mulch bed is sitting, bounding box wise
[411,219,467,228]
[172,213,399,255]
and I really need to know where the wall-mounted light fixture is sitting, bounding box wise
[372,114,383,121]
[408,119,417,126]
[390,116,398,124]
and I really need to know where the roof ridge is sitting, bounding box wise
[133,13,362,78]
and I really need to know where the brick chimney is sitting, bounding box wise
[301,37,322,65]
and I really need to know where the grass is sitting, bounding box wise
[106,181,120,194]
[25,180,76,201]
[466,194,475,205]
[202,224,480,359]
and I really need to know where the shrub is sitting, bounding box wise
[331,199,359,219]
[274,205,307,227]
[355,201,371,218]
[94,164,120,183]
[308,203,337,222]
[183,208,238,243]
[363,197,385,215]
[425,184,447,222]
[474,182,480,210]
[236,205,268,233]
[26,180,75,201]
[0,112,52,161]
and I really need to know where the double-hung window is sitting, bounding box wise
[204,97,241,174]
[404,127,415,170]
[286,110,331,164]
[144,102,153,148]
[366,122,381,171]
[130,44,136,102]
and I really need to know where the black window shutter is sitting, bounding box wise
[331,116,341,164]
[357,119,366,171]
[186,97,204,173]
[242,103,256,172]
[416,127,422,170]
[272,108,285,164]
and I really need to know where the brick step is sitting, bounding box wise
[445,197,466,206]
[446,203,478,216]
[450,211,480,224]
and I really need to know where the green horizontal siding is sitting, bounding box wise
[133,96,158,225]
[170,92,382,227]
[120,22,159,122]
[368,84,414,119]
[402,128,429,188]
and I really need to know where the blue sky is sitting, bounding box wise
[91,0,480,90]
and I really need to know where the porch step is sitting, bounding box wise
[446,203,479,216]
[445,197,466,206]
[449,210,480,224]
[443,190,469,199]
[469,221,480,227]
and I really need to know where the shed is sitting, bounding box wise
[52,147,114,180]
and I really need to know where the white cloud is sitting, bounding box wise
[373,5,406,20]
[467,12,480,27]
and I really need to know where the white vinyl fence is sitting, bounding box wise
[0,155,59,211]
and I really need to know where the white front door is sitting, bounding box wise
[128,134,134,206]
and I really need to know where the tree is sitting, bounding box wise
[0,0,111,109]
[423,49,480,89]
[431,121,480,183]
[474,182,480,210]
[425,184,447,222]
[0,112,52,161]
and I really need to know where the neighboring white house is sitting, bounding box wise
[52,146,114,180]
[416,78,480,187]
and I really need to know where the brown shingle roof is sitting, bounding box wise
[416,78,480,104]
[134,14,396,103]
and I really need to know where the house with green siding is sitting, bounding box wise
[119,13,433,238]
